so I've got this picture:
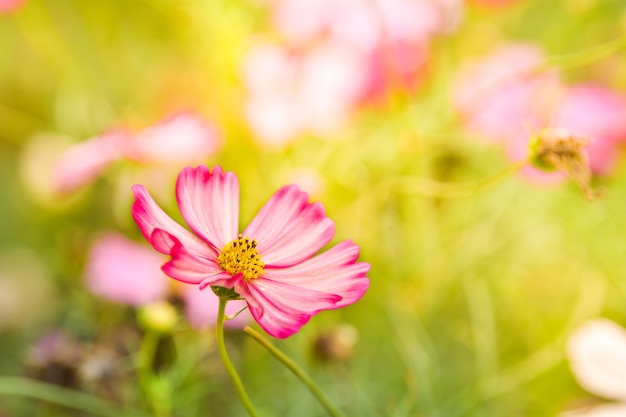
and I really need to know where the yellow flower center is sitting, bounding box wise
[217,234,265,281]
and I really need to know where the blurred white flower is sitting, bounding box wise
[564,319,626,416]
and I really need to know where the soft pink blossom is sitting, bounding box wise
[52,129,130,195]
[132,165,370,338]
[52,112,220,194]
[454,44,626,181]
[453,43,561,143]
[125,112,221,165]
[553,85,626,175]
[85,232,169,306]
[0,0,24,13]
[244,42,367,146]
[268,0,461,103]
[246,0,463,143]
[272,0,459,50]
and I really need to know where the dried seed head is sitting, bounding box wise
[529,127,600,200]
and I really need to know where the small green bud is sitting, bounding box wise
[137,301,178,333]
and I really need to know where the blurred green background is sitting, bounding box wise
[2,0,626,416]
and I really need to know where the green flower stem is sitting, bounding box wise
[217,298,261,417]
[0,376,150,417]
[137,330,170,417]
[391,160,527,199]
[542,35,626,72]
[244,326,347,417]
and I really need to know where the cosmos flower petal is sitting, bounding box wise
[176,166,239,249]
[567,319,626,401]
[243,185,335,267]
[131,184,208,255]
[162,239,233,286]
[239,278,342,338]
[264,240,370,308]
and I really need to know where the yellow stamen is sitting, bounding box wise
[217,234,265,281]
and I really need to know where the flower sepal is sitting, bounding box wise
[211,285,243,301]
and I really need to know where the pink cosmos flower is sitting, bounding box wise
[131,165,370,338]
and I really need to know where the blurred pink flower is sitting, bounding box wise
[0,0,24,13]
[85,231,246,329]
[453,43,560,143]
[244,42,367,146]
[454,44,626,179]
[245,0,463,144]
[553,84,626,175]
[125,112,221,165]
[52,112,221,194]
[85,232,169,306]
[52,129,131,195]
[182,286,251,330]
[132,165,370,338]
[272,0,459,50]
[565,319,626,416]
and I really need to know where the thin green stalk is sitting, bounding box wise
[137,330,170,417]
[542,35,626,72]
[216,298,260,417]
[0,376,150,417]
[391,160,527,199]
[244,326,347,417]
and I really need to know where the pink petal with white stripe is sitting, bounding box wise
[131,184,208,256]
[162,239,233,287]
[264,240,370,308]
[238,278,342,338]
[243,185,335,267]
[176,166,239,249]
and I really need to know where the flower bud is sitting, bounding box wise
[137,301,178,333]
[312,324,359,362]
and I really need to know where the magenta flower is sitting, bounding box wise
[132,165,370,338]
